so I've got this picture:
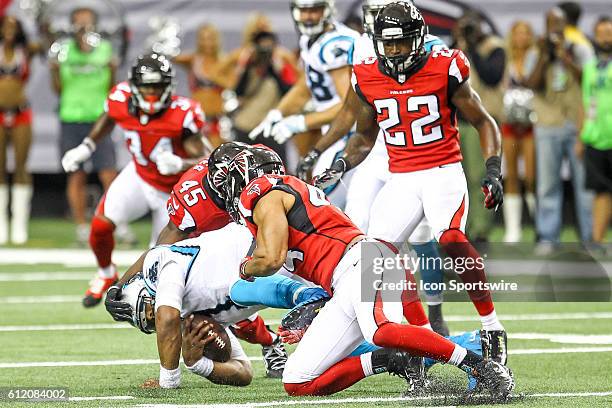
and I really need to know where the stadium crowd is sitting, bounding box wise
[0,1,608,250]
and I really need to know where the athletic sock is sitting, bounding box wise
[284,356,365,396]
[232,315,274,346]
[89,216,115,269]
[480,310,504,331]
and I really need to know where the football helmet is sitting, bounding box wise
[207,141,252,200]
[362,0,414,35]
[224,147,285,223]
[120,272,156,334]
[373,2,426,79]
[290,0,335,37]
[128,53,175,115]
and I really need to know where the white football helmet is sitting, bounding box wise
[362,0,414,35]
[121,272,156,334]
[290,0,335,37]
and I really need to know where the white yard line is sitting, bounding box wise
[0,272,92,281]
[133,391,612,408]
[3,346,612,369]
[0,248,141,266]
[0,295,82,304]
[0,323,132,332]
[69,396,135,401]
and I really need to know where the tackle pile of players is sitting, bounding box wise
[61,0,515,402]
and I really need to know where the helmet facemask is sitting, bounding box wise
[121,273,156,334]
[290,0,334,37]
[372,3,425,81]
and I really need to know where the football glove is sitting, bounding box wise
[104,286,133,322]
[296,149,321,181]
[61,137,96,172]
[481,156,503,211]
[270,114,307,144]
[312,158,351,191]
[249,109,283,140]
[155,150,183,175]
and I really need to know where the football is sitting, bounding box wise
[190,313,232,363]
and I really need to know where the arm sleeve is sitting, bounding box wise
[448,50,471,98]
[155,261,186,312]
[467,47,506,86]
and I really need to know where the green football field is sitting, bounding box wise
[0,219,611,407]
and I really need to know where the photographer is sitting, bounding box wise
[230,31,297,162]
[524,7,594,253]
[452,12,506,243]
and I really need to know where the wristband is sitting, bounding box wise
[239,256,253,281]
[338,157,352,172]
[159,365,181,389]
[185,356,215,378]
[82,137,97,153]
[485,156,501,179]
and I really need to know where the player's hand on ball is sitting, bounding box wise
[61,138,95,172]
[249,109,283,140]
[270,114,306,144]
[296,149,321,181]
[181,315,216,366]
[313,158,350,191]
[155,151,184,175]
[481,175,503,211]
[104,286,133,322]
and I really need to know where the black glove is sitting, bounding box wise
[104,286,133,322]
[481,156,503,211]
[312,157,351,191]
[296,149,321,181]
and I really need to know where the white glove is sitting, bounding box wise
[156,151,184,175]
[249,109,283,140]
[270,114,307,144]
[61,137,95,172]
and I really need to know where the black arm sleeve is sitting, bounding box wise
[468,47,506,87]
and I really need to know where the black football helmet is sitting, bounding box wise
[224,147,285,223]
[373,2,426,80]
[207,141,252,200]
[128,53,174,115]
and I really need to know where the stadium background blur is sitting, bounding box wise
[0,0,610,241]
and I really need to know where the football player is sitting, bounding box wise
[298,0,450,335]
[249,0,360,208]
[222,145,514,399]
[61,53,206,307]
[115,223,329,388]
[106,142,290,378]
[313,3,508,361]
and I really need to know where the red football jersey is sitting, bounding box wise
[166,160,232,235]
[352,49,470,173]
[105,81,205,192]
[238,175,363,293]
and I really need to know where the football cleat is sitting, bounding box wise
[281,297,328,331]
[480,330,508,365]
[262,335,288,378]
[472,360,515,402]
[384,349,429,395]
[83,273,118,308]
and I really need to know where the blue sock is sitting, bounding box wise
[349,341,381,356]
[424,330,482,368]
[413,240,444,303]
[230,275,306,309]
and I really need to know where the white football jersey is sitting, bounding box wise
[142,223,263,324]
[299,22,360,111]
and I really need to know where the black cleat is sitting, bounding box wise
[262,336,287,378]
[281,297,328,331]
[473,360,515,402]
[481,330,508,365]
[385,349,429,395]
